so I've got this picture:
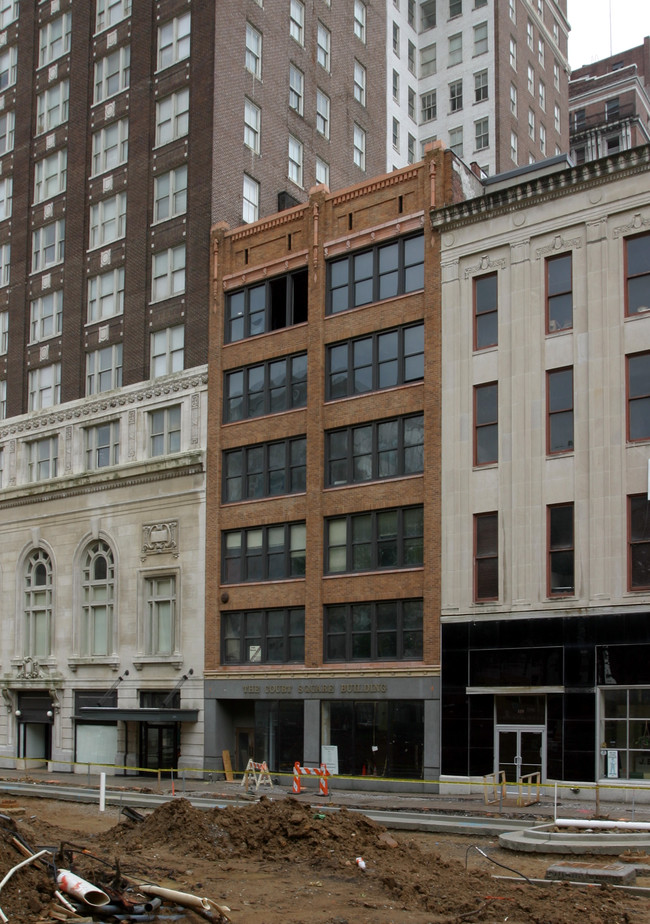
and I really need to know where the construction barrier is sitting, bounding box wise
[292,761,331,796]
[518,771,541,807]
[482,770,507,805]
[240,759,273,792]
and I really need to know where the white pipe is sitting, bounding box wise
[56,869,110,906]
[555,817,650,831]
[139,884,230,919]
[0,849,50,923]
[99,772,106,813]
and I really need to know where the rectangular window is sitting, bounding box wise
[328,234,424,314]
[326,413,424,486]
[354,60,366,104]
[0,310,7,354]
[353,123,366,169]
[354,0,366,41]
[0,242,9,287]
[528,107,535,139]
[317,22,330,70]
[150,405,181,456]
[600,688,650,779]
[243,174,259,223]
[474,272,497,350]
[449,79,462,112]
[449,0,462,15]
[539,80,546,111]
[223,436,306,502]
[474,511,497,601]
[408,39,416,73]
[96,0,132,32]
[151,244,186,301]
[509,37,516,70]
[626,233,650,315]
[145,575,176,656]
[554,60,560,90]
[407,133,416,163]
[88,267,125,322]
[93,45,130,103]
[393,22,400,55]
[290,0,304,44]
[28,363,61,410]
[554,102,560,132]
[155,88,190,145]
[33,149,67,203]
[316,157,329,186]
[226,268,308,342]
[547,252,572,331]
[420,42,436,76]
[222,608,305,664]
[408,87,416,119]
[316,89,330,138]
[538,37,545,66]
[0,175,12,221]
[289,64,304,114]
[39,14,71,67]
[157,12,191,70]
[539,122,546,154]
[150,325,184,378]
[29,436,58,481]
[224,352,307,422]
[392,68,399,101]
[91,118,129,176]
[421,90,436,122]
[0,0,17,29]
[421,0,436,30]
[474,21,488,55]
[223,521,306,583]
[527,64,534,95]
[474,383,497,464]
[510,130,518,163]
[0,110,14,156]
[392,117,400,150]
[547,367,573,453]
[629,495,650,590]
[510,83,517,115]
[85,421,120,470]
[326,506,423,574]
[628,351,650,441]
[325,599,423,662]
[36,80,70,134]
[89,192,127,249]
[449,32,462,65]
[288,135,303,186]
[245,22,262,77]
[153,164,188,222]
[244,99,261,153]
[86,344,123,395]
[548,503,574,596]
[408,0,416,26]
[449,125,463,156]
[30,291,63,343]
[0,378,5,420]
[327,322,424,399]
[32,220,65,273]
[474,69,488,102]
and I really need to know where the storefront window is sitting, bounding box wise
[255,701,304,774]
[321,699,423,778]
[601,688,650,779]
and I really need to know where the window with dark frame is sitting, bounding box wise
[326,322,424,400]
[222,521,306,583]
[629,495,650,591]
[474,272,497,349]
[226,269,308,342]
[474,382,497,465]
[324,599,423,662]
[224,352,307,422]
[546,252,573,331]
[627,351,650,441]
[221,608,305,664]
[474,511,498,601]
[548,503,574,596]
[547,367,573,453]
[223,436,306,502]
[326,413,424,486]
[326,506,424,574]
[327,233,424,314]
[625,233,650,316]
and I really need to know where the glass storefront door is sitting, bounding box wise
[496,726,545,783]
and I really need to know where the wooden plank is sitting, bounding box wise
[222,749,233,782]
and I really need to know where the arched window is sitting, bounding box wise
[81,540,114,656]
[24,549,53,658]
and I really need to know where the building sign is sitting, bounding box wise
[240,681,389,697]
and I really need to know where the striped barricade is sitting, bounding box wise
[292,761,331,796]
[241,758,273,792]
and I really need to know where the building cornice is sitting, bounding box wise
[431,146,650,232]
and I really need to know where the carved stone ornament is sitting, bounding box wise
[464,255,506,279]
[534,234,582,260]
[142,520,179,558]
[16,657,48,680]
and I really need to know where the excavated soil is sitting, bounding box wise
[1,794,650,924]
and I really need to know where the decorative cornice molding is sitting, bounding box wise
[324,213,425,260]
[464,255,506,278]
[534,234,583,260]
[223,251,309,292]
[331,167,419,206]
[229,205,308,242]
[613,211,650,239]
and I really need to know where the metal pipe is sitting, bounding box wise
[139,884,230,920]
[555,817,650,830]
[56,869,111,906]
[0,849,50,923]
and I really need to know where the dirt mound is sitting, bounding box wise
[0,818,55,923]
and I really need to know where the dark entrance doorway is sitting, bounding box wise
[16,691,54,767]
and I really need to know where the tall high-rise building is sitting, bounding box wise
[387,0,570,175]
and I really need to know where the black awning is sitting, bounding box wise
[77,707,199,722]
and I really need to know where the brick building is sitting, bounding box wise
[205,147,478,780]
[0,0,386,775]
[569,37,650,164]
[387,0,570,176]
